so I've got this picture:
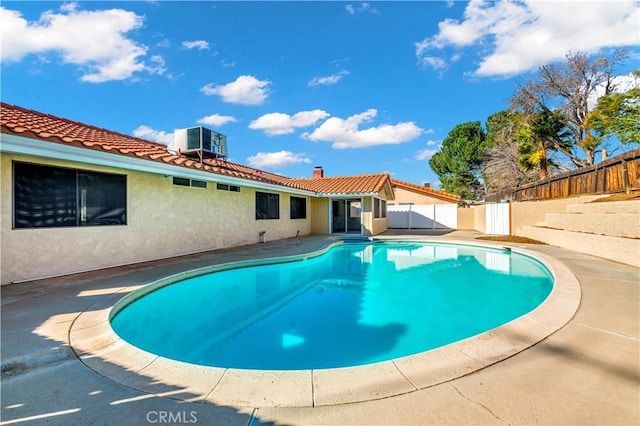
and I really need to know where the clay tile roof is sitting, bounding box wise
[288,173,390,195]
[0,103,396,197]
[0,102,295,188]
[390,178,461,202]
[1,102,170,156]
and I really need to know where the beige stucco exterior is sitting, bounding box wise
[473,204,487,233]
[362,196,389,236]
[455,196,611,235]
[310,197,329,235]
[510,197,592,235]
[360,197,374,236]
[1,153,312,284]
[391,186,457,205]
[457,207,475,230]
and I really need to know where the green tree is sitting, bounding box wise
[588,86,640,146]
[429,121,487,199]
[516,109,571,179]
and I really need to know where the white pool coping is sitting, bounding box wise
[69,240,581,408]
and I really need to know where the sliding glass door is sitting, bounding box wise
[331,198,362,234]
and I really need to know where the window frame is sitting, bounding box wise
[217,183,241,192]
[374,197,387,219]
[13,161,127,229]
[173,177,206,188]
[255,191,280,220]
[289,196,307,219]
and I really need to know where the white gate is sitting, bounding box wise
[387,204,458,229]
[485,203,510,235]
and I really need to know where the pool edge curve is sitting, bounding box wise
[69,239,581,408]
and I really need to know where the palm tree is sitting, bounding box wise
[516,110,570,179]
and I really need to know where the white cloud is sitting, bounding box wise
[196,114,237,127]
[182,40,209,50]
[588,71,640,109]
[156,38,170,48]
[308,70,350,86]
[147,55,167,76]
[0,5,163,83]
[247,151,312,169]
[249,110,330,136]
[201,75,271,105]
[132,125,174,145]
[418,56,447,71]
[303,109,423,149]
[345,3,379,15]
[415,0,640,77]
[415,140,442,160]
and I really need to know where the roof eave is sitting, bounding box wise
[0,132,317,196]
[315,192,380,198]
[391,179,460,202]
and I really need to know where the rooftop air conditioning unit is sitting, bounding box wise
[174,126,228,160]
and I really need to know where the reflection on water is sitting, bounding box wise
[111,242,553,370]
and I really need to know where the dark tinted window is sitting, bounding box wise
[14,162,126,228]
[173,177,190,186]
[290,196,307,219]
[256,192,279,220]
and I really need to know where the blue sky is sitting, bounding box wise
[2,1,639,187]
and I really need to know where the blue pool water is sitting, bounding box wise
[110,242,553,370]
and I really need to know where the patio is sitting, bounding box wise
[1,230,638,425]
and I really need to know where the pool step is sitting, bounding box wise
[337,236,374,244]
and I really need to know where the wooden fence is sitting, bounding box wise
[485,148,640,202]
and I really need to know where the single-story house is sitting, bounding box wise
[390,179,461,205]
[1,103,401,284]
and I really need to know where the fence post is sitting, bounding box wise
[622,158,629,194]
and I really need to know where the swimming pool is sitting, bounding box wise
[110,241,553,370]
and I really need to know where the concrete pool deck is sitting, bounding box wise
[2,230,639,425]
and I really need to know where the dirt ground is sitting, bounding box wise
[475,235,547,244]
[589,191,640,202]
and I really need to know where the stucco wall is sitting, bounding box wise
[473,204,487,233]
[361,196,389,236]
[457,207,475,230]
[1,154,311,284]
[456,197,607,235]
[361,197,373,236]
[310,197,329,234]
[391,186,455,205]
[370,218,388,235]
[511,197,589,235]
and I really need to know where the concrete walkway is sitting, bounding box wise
[2,231,638,425]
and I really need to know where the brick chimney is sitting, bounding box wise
[313,166,324,179]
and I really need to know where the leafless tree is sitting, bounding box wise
[482,113,537,192]
[511,49,628,167]
[483,141,538,193]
